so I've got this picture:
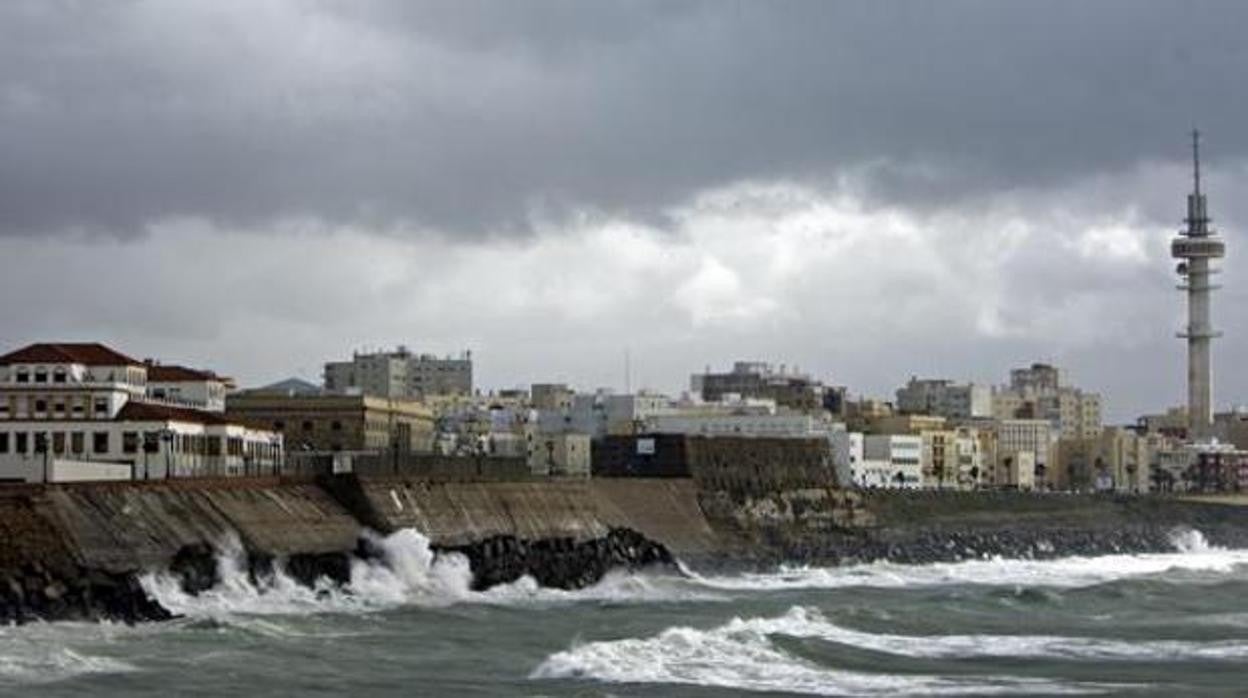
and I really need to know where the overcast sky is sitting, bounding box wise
[2,1,1247,421]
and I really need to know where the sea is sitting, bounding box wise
[3,528,1248,697]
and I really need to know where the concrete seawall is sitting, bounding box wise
[3,474,1248,622]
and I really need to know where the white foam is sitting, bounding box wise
[532,607,1107,696]
[0,624,136,685]
[745,606,1248,662]
[689,530,1248,592]
[140,529,713,618]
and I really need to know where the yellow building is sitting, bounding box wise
[226,392,434,454]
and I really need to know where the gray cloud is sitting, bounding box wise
[3,1,1248,237]
[1,1,1246,421]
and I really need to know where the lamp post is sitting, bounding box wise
[270,435,282,477]
[142,432,159,480]
[160,428,175,479]
[34,433,49,483]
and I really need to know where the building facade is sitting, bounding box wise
[324,346,473,398]
[0,343,280,482]
[896,378,992,419]
[861,434,923,488]
[226,392,434,455]
[693,361,827,412]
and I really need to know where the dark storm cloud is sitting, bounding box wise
[2,1,1247,237]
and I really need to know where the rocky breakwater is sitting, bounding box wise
[0,478,679,623]
[698,486,1248,566]
[434,527,674,591]
[0,487,172,624]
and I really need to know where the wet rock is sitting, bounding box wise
[169,543,219,595]
[437,527,675,592]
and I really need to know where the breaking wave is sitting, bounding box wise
[140,529,716,618]
[532,606,1125,696]
[688,529,1248,592]
[0,624,136,685]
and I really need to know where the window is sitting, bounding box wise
[302,420,314,432]
[34,370,47,384]
[15,432,28,453]
[52,432,65,455]
[207,437,222,457]
[94,398,109,415]
[53,401,66,414]
[71,432,85,455]
[53,370,67,384]
[331,420,342,432]
[34,399,47,413]
[122,432,138,454]
[15,370,29,384]
[0,433,8,454]
[93,432,109,453]
[273,420,285,431]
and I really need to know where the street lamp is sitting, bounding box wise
[270,435,282,477]
[34,433,49,483]
[160,428,176,479]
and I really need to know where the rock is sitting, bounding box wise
[435,527,675,592]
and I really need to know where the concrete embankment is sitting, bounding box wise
[3,473,1248,623]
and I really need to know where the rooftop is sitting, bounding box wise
[0,342,142,367]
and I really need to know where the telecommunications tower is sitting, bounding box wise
[1171,130,1225,442]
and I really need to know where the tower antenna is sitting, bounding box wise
[1192,128,1202,196]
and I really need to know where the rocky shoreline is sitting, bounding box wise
[0,527,676,625]
[3,478,1248,625]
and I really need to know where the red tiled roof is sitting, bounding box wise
[146,364,223,382]
[116,401,231,425]
[0,342,142,367]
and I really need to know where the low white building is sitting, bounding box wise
[527,432,591,478]
[145,363,233,412]
[861,434,923,488]
[0,343,281,483]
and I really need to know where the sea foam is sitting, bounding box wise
[140,528,715,618]
[687,529,1248,592]
[532,606,1116,696]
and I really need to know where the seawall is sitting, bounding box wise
[2,473,1248,622]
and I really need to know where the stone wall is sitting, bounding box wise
[686,436,836,495]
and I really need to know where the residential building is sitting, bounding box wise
[994,362,1102,440]
[527,432,591,478]
[831,430,863,488]
[145,362,233,412]
[867,413,948,436]
[693,361,828,412]
[531,383,574,411]
[0,342,280,482]
[324,346,472,398]
[862,434,922,488]
[226,392,434,454]
[896,378,992,419]
[994,418,1051,488]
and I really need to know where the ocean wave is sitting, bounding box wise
[531,607,1112,696]
[688,530,1248,592]
[768,606,1248,662]
[0,627,136,685]
[140,529,717,618]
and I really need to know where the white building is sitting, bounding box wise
[0,343,281,483]
[324,346,473,398]
[646,412,838,439]
[526,432,591,478]
[145,363,233,412]
[861,434,923,488]
[831,430,863,488]
[896,378,992,419]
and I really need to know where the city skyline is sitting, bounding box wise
[2,2,1246,422]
